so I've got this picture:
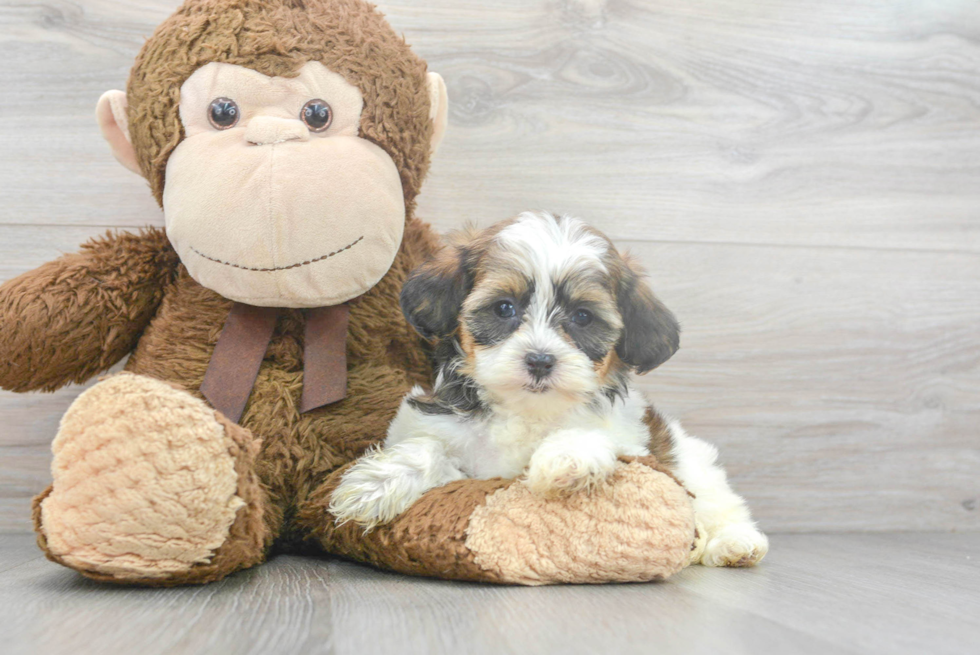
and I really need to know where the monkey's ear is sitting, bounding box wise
[426,72,449,155]
[96,90,141,175]
[615,258,680,374]
[400,246,470,340]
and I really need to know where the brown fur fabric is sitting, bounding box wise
[3,0,697,585]
[301,454,693,585]
[0,229,178,392]
[123,217,441,555]
[128,0,433,211]
[300,461,511,582]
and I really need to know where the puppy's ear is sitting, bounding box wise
[401,246,472,340]
[615,256,680,374]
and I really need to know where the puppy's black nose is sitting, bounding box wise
[525,352,556,378]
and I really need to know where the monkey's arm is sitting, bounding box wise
[0,228,179,392]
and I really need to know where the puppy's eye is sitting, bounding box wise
[570,308,594,327]
[208,98,240,129]
[301,99,333,132]
[492,300,517,319]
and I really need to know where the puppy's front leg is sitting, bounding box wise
[329,438,465,530]
[668,422,769,567]
[525,429,626,497]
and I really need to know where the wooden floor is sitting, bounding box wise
[0,532,976,655]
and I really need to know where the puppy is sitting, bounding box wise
[330,211,768,567]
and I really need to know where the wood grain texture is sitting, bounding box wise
[1,0,979,533]
[3,1,979,250]
[0,533,978,655]
[631,240,980,531]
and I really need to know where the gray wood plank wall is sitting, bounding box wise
[0,0,977,533]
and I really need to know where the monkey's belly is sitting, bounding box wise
[124,270,415,505]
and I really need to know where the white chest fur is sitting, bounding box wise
[385,384,653,481]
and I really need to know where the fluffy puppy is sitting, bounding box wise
[330,211,768,567]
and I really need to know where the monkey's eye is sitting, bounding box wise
[570,308,594,327]
[207,98,240,130]
[301,99,333,132]
[492,300,517,319]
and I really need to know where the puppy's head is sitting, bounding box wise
[401,211,680,411]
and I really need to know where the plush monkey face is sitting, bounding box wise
[161,61,404,307]
[96,0,449,308]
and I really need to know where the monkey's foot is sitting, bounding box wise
[35,373,269,584]
[309,456,698,585]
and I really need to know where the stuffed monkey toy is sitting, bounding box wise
[0,0,697,586]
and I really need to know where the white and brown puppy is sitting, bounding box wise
[330,211,768,567]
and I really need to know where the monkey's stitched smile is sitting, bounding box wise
[189,235,364,272]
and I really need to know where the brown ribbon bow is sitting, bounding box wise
[200,302,350,423]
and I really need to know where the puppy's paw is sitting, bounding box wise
[329,459,418,531]
[525,440,618,497]
[329,442,465,530]
[700,523,769,567]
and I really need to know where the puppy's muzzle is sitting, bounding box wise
[525,352,556,380]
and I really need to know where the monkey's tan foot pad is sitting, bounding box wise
[36,373,248,581]
[465,461,696,584]
[320,457,697,585]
